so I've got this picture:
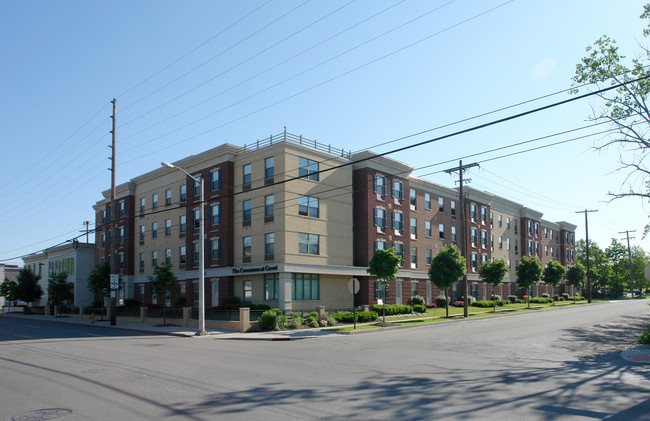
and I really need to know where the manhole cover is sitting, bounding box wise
[12,408,72,421]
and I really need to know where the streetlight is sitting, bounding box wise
[162,161,207,336]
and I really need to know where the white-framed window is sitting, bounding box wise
[265,233,274,257]
[411,247,417,266]
[242,236,252,261]
[139,253,144,269]
[265,157,274,180]
[243,280,252,302]
[298,195,319,218]
[410,218,417,237]
[165,248,171,265]
[210,168,221,190]
[152,194,158,210]
[243,200,252,222]
[211,203,221,225]
[179,246,186,265]
[426,249,432,265]
[470,203,477,219]
[152,250,158,267]
[152,222,158,238]
[374,240,387,250]
[192,209,200,228]
[211,239,221,259]
[299,157,319,181]
[410,189,416,207]
[140,197,146,214]
[118,227,125,243]
[392,212,405,231]
[481,230,488,246]
[498,214,502,227]
[451,226,457,243]
[507,238,510,250]
[471,253,478,270]
[393,243,405,262]
[499,236,503,249]
[470,228,478,244]
[298,233,319,255]
[425,221,432,237]
[179,215,186,234]
[451,201,456,218]
[165,189,172,206]
[180,184,187,202]
[265,195,274,219]
[439,224,445,239]
[374,174,386,196]
[374,208,388,229]
[243,163,252,186]
[392,180,404,200]
[424,193,431,209]
[480,206,488,222]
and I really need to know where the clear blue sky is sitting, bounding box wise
[1,0,649,266]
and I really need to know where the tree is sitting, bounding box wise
[542,261,566,305]
[87,262,111,317]
[48,272,74,307]
[429,244,466,318]
[367,248,401,323]
[572,4,650,234]
[576,239,612,297]
[566,263,587,303]
[14,267,43,306]
[516,256,542,309]
[1,278,17,309]
[478,259,509,312]
[148,264,179,326]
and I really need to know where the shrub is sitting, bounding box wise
[508,295,518,304]
[553,295,560,301]
[410,295,425,306]
[373,304,413,315]
[332,312,354,323]
[327,316,338,326]
[541,293,550,299]
[306,314,318,324]
[309,311,319,319]
[277,315,289,329]
[517,299,527,304]
[561,293,570,300]
[451,300,465,307]
[252,304,271,310]
[472,300,494,308]
[223,296,241,305]
[530,297,551,304]
[317,315,329,327]
[332,311,378,323]
[638,326,650,344]
[558,296,566,301]
[357,311,378,322]
[271,308,283,316]
[435,295,449,308]
[288,319,301,329]
[308,320,319,328]
[412,304,427,313]
[491,294,501,301]
[258,310,279,330]
[425,303,437,308]
[569,295,586,301]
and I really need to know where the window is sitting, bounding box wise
[193,209,201,228]
[211,203,221,225]
[165,249,171,265]
[265,157,274,180]
[243,236,252,261]
[165,189,172,206]
[211,239,221,259]
[139,225,145,243]
[490,234,494,249]
[152,194,158,210]
[528,240,533,254]
[499,236,503,249]
[180,185,187,202]
[179,246,186,265]
[393,243,405,262]
[243,200,252,223]
[544,228,548,238]
[439,197,444,212]
[498,214,502,227]
[481,231,488,246]
[515,240,519,253]
[480,206,488,222]
[192,178,200,197]
[299,157,319,181]
[410,218,417,237]
[152,250,158,267]
[535,242,539,256]
[481,254,488,265]
[534,223,539,236]
[527,221,533,234]
[470,228,478,244]
[140,197,146,214]
[118,253,125,270]
[451,201,456,218]
[265,274,279,300]
[471,253,478,270]
[191,243,199,262]
[265,233,274,258]
[265,195,274,219]
[545,246,548,256]
[179,215,186,234]
[425,221,432,237]
[298,233,319,255]
[514,219,518,234]
[507,238,510,250]
[451,226,457,243]
[392,212,405,231]
[375,280,388,300]
[411,247,417,266]
[152,222,158,238]
[292,273,319,300]
[490,212,493,226]
[411,282,418,297]
[550,229,553,240]
[243,280,252,302]
[139,252,144,270]
[374,208,388,229]
[470,203,477,219]
[243,163,252,186]
[374,174,386,195]
[425,193,431,209]
[374,240,387,250]
[119,201,125,217]
[193,281,199,303]
[392,180,404,200]
[210,169,221,191]
[507,217,511,229]
[298,195,319,218]
[439,224,445,239]
[165,219,171,236]
[118,227,125,243]
[410,189,416,207]
[426,249,432,265]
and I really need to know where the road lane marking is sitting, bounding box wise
[0,330,48,340]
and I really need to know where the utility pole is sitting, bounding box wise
[110,98,117,326]
[619,230,636,299]
[80,221,90,243]
[576,209,597,303]
[445,160,479,317]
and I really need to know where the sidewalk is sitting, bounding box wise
[0,312,343,341]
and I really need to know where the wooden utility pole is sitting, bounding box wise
[576,209,597,303]
[619,230,636,298]
[445,160,479,317]
[110,98,117,326]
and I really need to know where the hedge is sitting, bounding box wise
[372,304,414,315]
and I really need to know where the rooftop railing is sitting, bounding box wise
[238,128,351,159]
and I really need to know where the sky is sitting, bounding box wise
[1,0,649,266]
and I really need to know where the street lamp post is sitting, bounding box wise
[162,161,207,336]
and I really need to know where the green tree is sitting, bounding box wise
[14,267,43,306]
[576,239,612,297]
[48,272,74,306]
[572,4,650,206]
[1,278,17,308]
[478,259,509,312]
[367,247,401,323]
[429,244,466,318]
[148,264,179,326]
[606,239,629,297]
[87,262,111,317]
[516,256,542,308]
[542,261,566,305]
[630,245,650,293]
[566,263,587,303]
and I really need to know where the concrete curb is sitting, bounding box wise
[620,344,650,364]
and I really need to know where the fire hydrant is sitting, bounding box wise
[90,313,95,324]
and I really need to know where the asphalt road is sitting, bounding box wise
[1,300,650,421]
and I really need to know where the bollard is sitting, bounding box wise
[90,313,95,324]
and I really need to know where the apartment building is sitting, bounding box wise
[94,131,577,310]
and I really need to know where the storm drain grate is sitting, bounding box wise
[12,408,72,421]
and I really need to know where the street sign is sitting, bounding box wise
[348,278,360,294]
[110,274,119,290]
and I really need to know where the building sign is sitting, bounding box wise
[231,265,278,275]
